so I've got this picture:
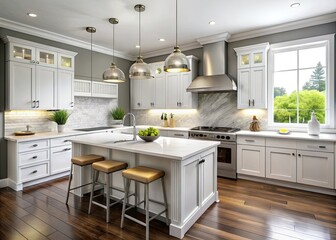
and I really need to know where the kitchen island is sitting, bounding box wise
[70,132,220,239]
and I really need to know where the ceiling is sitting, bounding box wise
[0,0,335,59]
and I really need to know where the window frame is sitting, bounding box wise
[267,34,335,129]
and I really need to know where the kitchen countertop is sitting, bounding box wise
[136,125,191,131]
[70,132,220,160]
[237,130,336,142]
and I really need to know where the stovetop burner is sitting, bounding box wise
[190,126,240,133]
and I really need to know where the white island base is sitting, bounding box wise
[70,132,219,239]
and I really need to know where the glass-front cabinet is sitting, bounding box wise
[58,54,74,71]
[37,49,57,68]
[238,49,266,68]
[9,43,35,63]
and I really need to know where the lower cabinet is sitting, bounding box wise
[50,138,72,174]
[237,144,265,177]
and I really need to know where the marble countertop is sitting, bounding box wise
[70,132,220,160]
[237,130,336,142]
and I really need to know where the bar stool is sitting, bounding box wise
[88,160,128,223]
[120,166,169,240]
[65,154,105,205]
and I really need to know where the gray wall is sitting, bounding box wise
[0,27,132,113]
[0,37,6,180]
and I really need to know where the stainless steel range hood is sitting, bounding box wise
[187,40,237,93]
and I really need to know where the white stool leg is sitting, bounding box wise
[145,183,149,240]
[88,168,96,214]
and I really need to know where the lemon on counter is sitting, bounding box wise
[279,128,289,134]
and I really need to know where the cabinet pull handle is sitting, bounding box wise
[32,144,38,147]
[319,146,326,149]
[177,102,179,106]
[32,60,36,64]
[64,140,69,142]
[36,61,39,64]
[174,133,184,136]
[32,100,36,108]
[36,100,40,108]
[252,99,255,106]
[199,159,205,164]
[298,154,301,157]
[32,156,38,159]
[248,99,251,106]
[137,102,140,106]
[245,139,255,142]
[64,148,71,151]
[292,153,295,156]
[70,102,74,107]
[31,170,38,174]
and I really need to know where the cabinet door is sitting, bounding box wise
[92,82,118,98]
[155,75,166,108]
[238,53,250,68]
[50,145,72,174]
[237,69,250,109]
[9,62,35,110]
[250,67,266,108]
[297,150,334,189]
[200,151,215,205]
[251,51,265,67]
[58,54,74,71]
[180,72,192,108]
[237,144,265,177]
[141,78,155,109]
[266,147,296,182]
[166,73,179,108]
[35,66,57,110]
[131,80,142,109]
[57,70,74,109]
[9,43,35,63]
[36,49,57,68]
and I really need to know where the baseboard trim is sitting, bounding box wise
[0,178,8,188]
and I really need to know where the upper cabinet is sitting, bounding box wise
[131,56,198,110]
[3,36,77,110]
[234,43,269,109]
[74,79,118,99]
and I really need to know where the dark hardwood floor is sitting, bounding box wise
[0,177,335,240]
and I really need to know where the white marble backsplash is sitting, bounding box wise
[5,96,118,135]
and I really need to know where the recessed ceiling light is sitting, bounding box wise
[209,21,216,25]
[136,45,140,48]
[290,2,300,8]
[159,38,165,42]
[27,13,37,17]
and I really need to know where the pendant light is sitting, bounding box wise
[86,27,96,84]
[103,18,126,83]
[129,4,153,80]
[164,0,190,73]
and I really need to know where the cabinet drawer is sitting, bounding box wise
[266,138,297,149]
[20,162,49,182]
[237,136,265,146]
[19,149,50,166]
[19,140,49,152]
[51,137,72,147]
[51,145,72,174]
[167,131,188,139]
[297,140,334,153]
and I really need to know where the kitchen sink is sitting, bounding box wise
[74,126,117,132]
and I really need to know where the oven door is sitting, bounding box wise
[217,142,237,179]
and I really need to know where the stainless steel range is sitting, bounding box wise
[189,126,240,179]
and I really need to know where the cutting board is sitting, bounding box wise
[14,131,35,136]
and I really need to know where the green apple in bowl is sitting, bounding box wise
[138,127,160,142]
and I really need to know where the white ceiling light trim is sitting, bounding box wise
[0,17,134,60]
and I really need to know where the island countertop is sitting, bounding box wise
[70,132,220,160]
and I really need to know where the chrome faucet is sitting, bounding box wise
[122,113,137,141]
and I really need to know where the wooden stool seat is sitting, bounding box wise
[122,166,165,184]
[92,160,128,173]
[71,154,105,166]
[66,154,105,205]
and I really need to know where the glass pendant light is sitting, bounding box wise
[103,18,126,83]
[86,27,96,84]
[129,4,153,80]
[164,0,190,73]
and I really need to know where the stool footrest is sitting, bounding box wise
[125,214,147,227]
[69,182,92,191]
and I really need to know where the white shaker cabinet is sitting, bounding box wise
[131,79,142,109]
[234,43,269,109]
[58,70,74,109]
[237,136,266,177]
[50,137,72,174]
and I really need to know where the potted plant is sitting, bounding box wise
[111,107,125,125]
[50,110,70,133]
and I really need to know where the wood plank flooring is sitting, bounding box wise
[0,177,335,240]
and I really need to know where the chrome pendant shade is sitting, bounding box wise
[103,18,126,83]
[129,4,153,80]
[164,0,190,72]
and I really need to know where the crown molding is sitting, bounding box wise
[196,32,231,45]
[142,41,202,59]
[229,13,336,42]
[0,17,134,60]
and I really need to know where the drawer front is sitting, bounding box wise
[51,145,72,174]
[237,136,265,146]
[167,131,189,139]
[51,137,72,147]
[266,138,297,149]
[297,140,334,153]
[20,162,50,182]
[19,149,50,166]
[19,140,49,152]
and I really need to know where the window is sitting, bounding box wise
[268,34,334,128]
